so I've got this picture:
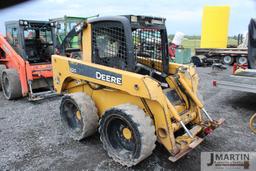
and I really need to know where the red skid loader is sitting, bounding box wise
[0,20,57,100]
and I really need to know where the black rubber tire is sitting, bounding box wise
[237,56,248,65]
[2,69,22,100]
[222,56,234,65]
[99,104,156,167]
[0,65,6,90]
[60,92,98,141]
[191,56,202,67]
[249,113,256,134]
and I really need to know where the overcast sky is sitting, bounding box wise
[0,0,255,36]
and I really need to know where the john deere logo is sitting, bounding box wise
[95,71,122,85]
[69,62,122,85]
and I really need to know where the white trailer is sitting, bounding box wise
[195,48,248,65]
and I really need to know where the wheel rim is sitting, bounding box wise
[3,73,10,98]
[249,113,256,134]
[223,56,232,64]
[122,128,132,140]
[61,99,83,133]
[104,114,140,158]
[238,57,247,65]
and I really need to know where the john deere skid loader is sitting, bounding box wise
[52,15,224,166]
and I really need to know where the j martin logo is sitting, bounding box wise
[201,152,256,171]
[207,152,250,168]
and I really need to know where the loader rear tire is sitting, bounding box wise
[99,104,156,167]
[0,65,6,90]
[2,69,22,100]
[60,92,98,141]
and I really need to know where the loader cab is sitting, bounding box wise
[51,15,99,59]
[50,16,86,49]
[88,15,169,75]
[5,20,57,63]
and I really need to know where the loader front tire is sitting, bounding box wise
[0,65,6,91]
[99,104,156,167]
[60,92,98,141]
[2,69,22,100]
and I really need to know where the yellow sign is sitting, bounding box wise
[200,6,230,48]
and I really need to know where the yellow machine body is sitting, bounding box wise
[53,19,223,162]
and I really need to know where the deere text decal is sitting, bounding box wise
[69,62,122,85]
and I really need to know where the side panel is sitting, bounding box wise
[0,34,28,96]
[65,82,144,115]
[25,63,53,80]
[52,55,153,98]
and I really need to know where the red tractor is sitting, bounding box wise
[0,20,57,100]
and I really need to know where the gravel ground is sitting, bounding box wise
[0,67,255,171]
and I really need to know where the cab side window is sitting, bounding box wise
[6,26,18,47]
[12,28,18,47]
[6,27,13,45]
[6,26,23,57]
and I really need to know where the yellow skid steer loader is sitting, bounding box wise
[52,15,224,167]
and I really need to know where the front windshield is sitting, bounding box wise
[23,28,54,63]
[24,29,53,44]
[67,21,78,32]
[56,20,82,48]
[39,30,53,44]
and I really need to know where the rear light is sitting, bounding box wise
[204,127,213,135]
[212,80,217,87]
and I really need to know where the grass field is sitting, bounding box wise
[181,38,238,54]
[181,38,238,49]
[182,39,201,49]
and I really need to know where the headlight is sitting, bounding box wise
[151,19,164,25]
[23,21,28,25]
[50,22,54,26]
[131,16,138,23]
[19,20,24,25]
